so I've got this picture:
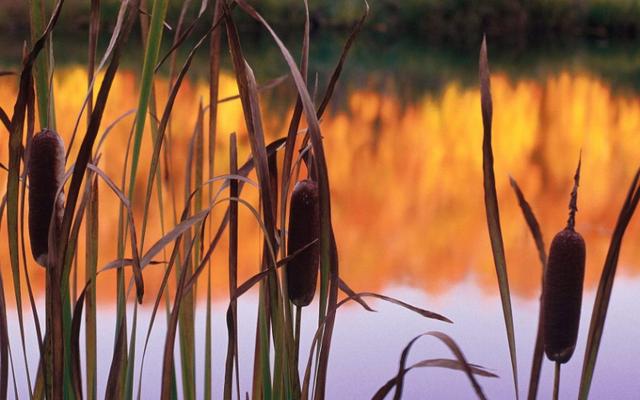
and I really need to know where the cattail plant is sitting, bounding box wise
[286,179,320,307]
[543,158,585,398]
[28,129,65,266]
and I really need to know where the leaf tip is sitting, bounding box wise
[479,35,492,125]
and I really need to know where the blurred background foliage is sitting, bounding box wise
[2,0,640,43]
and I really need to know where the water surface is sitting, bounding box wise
[1,38,640,398]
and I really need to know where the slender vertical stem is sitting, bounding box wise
[294,306,302,369]
[553,362,561,400]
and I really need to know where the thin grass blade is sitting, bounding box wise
[479,35,519,399]
[223,133,239,400]
[373,332,492,400]
[85,176,99,400]
[509,176,547,400]
[0,271,8,399]
[206,2,223,398]
[374,358,497,399]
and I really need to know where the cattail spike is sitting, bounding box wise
[28,129,65,267]
[286,179,320,307]
[544,159,586,364]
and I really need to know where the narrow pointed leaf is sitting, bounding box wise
[479,36,519,399]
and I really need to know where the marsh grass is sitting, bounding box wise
[10,1,640,399]
[0,1,485,399]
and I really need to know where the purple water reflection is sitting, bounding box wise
[7,275,640,398]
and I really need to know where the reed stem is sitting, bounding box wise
[553,362,561,400]
[294,305,302,369]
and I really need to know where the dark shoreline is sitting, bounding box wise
[2,0,640,45]
[2,29,640,98]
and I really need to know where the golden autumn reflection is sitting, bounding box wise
[1,67,640,305]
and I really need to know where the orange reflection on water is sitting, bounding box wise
[1,67,640,305]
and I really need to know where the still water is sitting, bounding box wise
[1,40,640,398]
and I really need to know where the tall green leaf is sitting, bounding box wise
[85,176,99,400]
[128,0,169,202]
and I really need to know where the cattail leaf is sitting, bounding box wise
[176,99,202,400]
[105,321,127,399]
[579,168,640,399]
[315,1,368,120]
[85,176,99,400]
[374,358,497,399]
[127,0,169,204]
[224,4,277,262]
[206,2,223,398]
[479,35,519,399]
[300,292,449,400]
[373,332,494,400]
[355,293,451,323]
[425,332,489,399]
[225,238,319,305]
[87,0,100,121]
[223,133,239,400]
[509,177,546,267]
[66,0,134,158]
[217,75,289,104]
[70,286,87,400]
[509,176,546,400]
[0,272,9,400]
[184,196,280,298]
[338,278,375,312]
[0,107,10,131]
[86,164,143,302]
[155,0,217,72]
[18,80,44,391]
[160,234,198,400]
[167,0,194,86]
[139,6,213,256]
[85,2,99,392]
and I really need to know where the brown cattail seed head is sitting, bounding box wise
[286,180,320,307]
[28,129,65,267]
[543,228,586,363]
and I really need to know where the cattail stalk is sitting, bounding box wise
[28,129,65,267]
[543,157,586,364]
[553,362,561,400]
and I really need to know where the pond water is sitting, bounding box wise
[1,33,640,398]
